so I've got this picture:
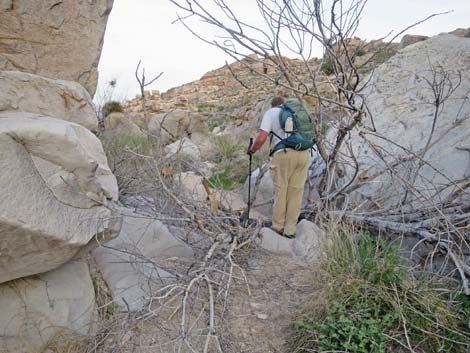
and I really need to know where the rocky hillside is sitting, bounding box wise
[123,37,398,129]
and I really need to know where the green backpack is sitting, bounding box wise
[270,98,316,156]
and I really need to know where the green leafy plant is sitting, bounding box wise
[289,229,470,353]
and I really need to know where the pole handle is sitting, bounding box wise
[248,137,254,152]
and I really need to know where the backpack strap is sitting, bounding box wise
[269,130,287,156]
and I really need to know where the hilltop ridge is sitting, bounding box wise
[123,36,398,129]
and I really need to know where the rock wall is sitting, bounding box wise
[338,34,470,210]
[0,1,117,350]
[0,113,119,284]
[0,0,114,96]
[0,70,99,131]
[0,261,96,352]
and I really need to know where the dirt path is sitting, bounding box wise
[114,249,318,353]
[219,252,318,353]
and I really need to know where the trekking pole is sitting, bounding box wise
[244,137,254,227]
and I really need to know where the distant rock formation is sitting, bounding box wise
[0,0,113,95]
[399,34,429,48]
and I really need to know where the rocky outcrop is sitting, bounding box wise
[0,70,98,131]
[148,110,208,145]
[93,212,193,311]
[399,34,428,48]
[338,34,470,210]
[0,0,114,95]
[0,261,96,353]
[0,113,119,284]
[450,27,470,38]
[165,137,202,160]
[104,112,144,136]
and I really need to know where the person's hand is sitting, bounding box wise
[246,137,254,155]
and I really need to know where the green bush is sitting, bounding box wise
[320,59,335,75]
[355,48,367,57]
[102,100,124,117]
[211,135,244,163]
[207,166,235,190]
[289,230,470,353]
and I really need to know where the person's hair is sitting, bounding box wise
[271,96,285,107]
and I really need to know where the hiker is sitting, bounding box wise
[247,96,311,239]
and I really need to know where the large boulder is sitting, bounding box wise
[0,70,98,131]
[0,0,113,95]
[175,171,207,202]
[258,220,326,261]
[0,261,96,353]
[93,212,194,312]
[0,113,119,284]
[337,34,470,210]
[104,112,144,136]
[165,137,202,160]
[148,110,208,145]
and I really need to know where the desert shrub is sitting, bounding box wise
[207,166,235,190]
[207,113,229,130]
[45,333,90,353]
[102,100,124,117]
[100,133,155,195]
[195,101,219,113]
[207,158,253,190]
[320,59,335,75]
[210,134,244,163]
[372,49,395,65]
[355,47,367,57]
[289,228,470,353]
[207,134,261,190]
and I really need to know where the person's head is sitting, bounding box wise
[271,96,285,108]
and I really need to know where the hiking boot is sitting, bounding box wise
[282,232,296,239]
[269,227,283,236]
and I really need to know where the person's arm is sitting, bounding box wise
[248,130,269,154]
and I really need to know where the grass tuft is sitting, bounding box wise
[288,222,470,353]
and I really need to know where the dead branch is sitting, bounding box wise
[135,59,164,119]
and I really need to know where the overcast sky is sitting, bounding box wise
[96,0,470,102]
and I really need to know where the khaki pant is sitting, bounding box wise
[269,149,310,235]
